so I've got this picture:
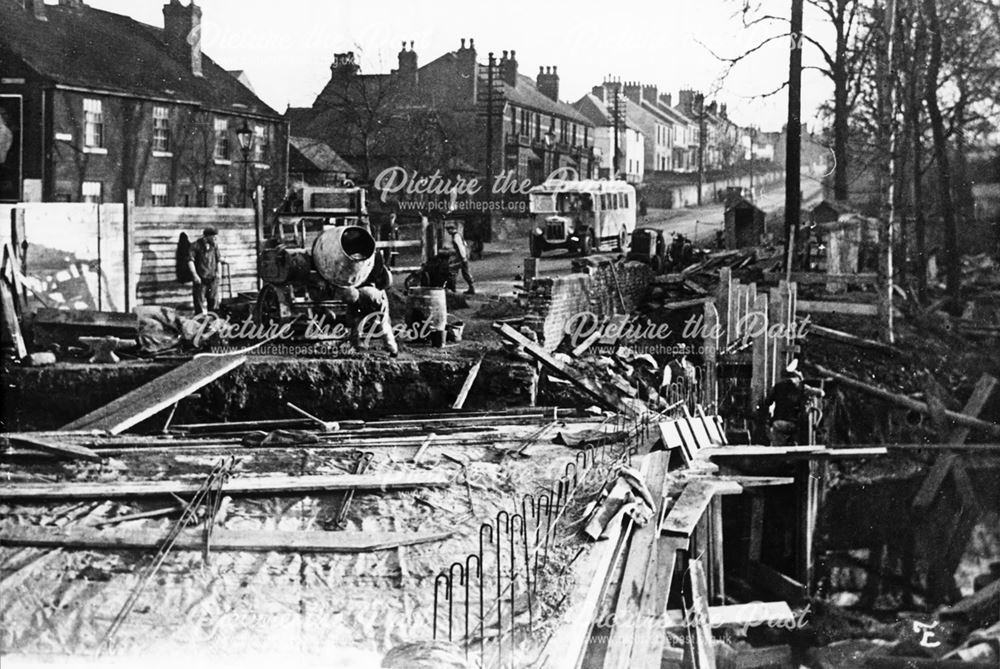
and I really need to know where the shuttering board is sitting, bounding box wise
[0,526,452,553]
[62,353,247,434]
[1,471,449,501]
[13,203,259,310]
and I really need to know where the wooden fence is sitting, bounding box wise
[5,188,264,311]
[702,267,798,412]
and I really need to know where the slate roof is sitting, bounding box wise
[571,93,641,131]
[289,136,356,175]
[0,0,280,118]
[504,73,592,126]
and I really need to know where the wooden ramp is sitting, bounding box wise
[62,353,247,434]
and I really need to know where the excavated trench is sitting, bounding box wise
[5,355,540,431]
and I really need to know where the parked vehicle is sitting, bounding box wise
[626,227,667,273]
[528,179,637,257]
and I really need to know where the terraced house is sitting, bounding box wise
[288,39,597,195]
[0,0,287,207]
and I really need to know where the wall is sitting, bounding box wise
[522,256,653,350]
[644,169,784,209]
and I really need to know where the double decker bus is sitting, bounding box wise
[528,179,637,257]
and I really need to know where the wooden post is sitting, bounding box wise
[703,301,719,413]
[254,185,265,291]
[797,459,821,592]
[750,293,769,407]
[727,278,741,344]
[709,497,725,605]
[716,267,732,350]
[123,189,135,312]
[688,558,717,669]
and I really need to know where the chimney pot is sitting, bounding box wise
[163,0,203,77]
[461,38,466,49]
[469,38,474,48]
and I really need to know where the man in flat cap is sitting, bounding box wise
[188,226,223,314]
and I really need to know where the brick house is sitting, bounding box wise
[288,40,597,196]
[572,86,646,183]
[0,0,287,207]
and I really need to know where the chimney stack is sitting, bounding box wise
[397,40,418,87]
[499,50,518,86]
[163,0,203,77]
[456,37,477,103]
[623,81,643,105]
[537,65,559,101]
[660,92,673,108]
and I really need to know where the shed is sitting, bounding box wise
[724,197,766,249]
[816,214,880,292]
[810,200,852,225]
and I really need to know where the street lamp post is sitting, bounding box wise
[236,121,254,207]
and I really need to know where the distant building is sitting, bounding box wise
[288,40,596,194]
[288,136,358,188]
[0,0,287,206]
[573,85,645,183]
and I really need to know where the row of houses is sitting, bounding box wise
[287,40,782,195]
[0,0,784,209]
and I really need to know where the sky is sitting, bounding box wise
[81,0,836,133]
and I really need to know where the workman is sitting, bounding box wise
[443,219,475,295]
[188,226,223,314]
[350,250,400,357]
[762,366,825,445]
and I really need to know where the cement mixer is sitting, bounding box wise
[254,186,380,332]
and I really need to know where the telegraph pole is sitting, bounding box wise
[611,78,622,178]
[784,0,803,276]
[485,52,496,198]
[697,94,706,206]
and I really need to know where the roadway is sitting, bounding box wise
[459,178,824,298]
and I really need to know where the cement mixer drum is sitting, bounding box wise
[311,225,377,287]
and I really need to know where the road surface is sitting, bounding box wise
[458,179,824,298]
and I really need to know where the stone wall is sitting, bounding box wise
[522,256,653,351]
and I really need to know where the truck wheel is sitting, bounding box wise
[651,255,664,274]
[616,227,628,252]
[578,231,591,256]
[529,234,543,258]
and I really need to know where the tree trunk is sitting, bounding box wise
[832,0,850,200]
[922,0,960,310]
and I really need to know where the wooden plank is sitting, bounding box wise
[631,535,687,669]
[684,411,715,452]
[0,278,26,359]
[0,548,63,590]
[542,506,630,669]
[733,646,793,669]
[750,293,769,405]
[659,421,686,451]
[762,271,878,285]
[494,323,625,413]
[716,267,732,349]
[0,471,450,501]
[62,353,248,434]
[451,355,484,410]
[0,526,452,553]
[662,480,718,538]
[1,433,101,461]
[663,601,794,628]
[697,407,724,445]
[662,297,711,310]
[674,419,699,464]
[603,450,672,669]
[913,373,998,511]
[808,323,898,354]
[796,300,878,316]
[688,559,716,669]
[702,302,719,412]
[809,365,1000,438]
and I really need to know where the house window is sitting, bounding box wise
[152,106,170,153]
[82,181,102,204]
[535,114,541,139]
[151,182,168,207]
[521,109,528,136]
[213,184,229,207]
[560,119,567,143]
[253,124,268,162]
[83,98,104,148]
[213,118,230,160]
[510,107,517,135]
[572,124,578,146]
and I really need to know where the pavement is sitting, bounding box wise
[459,178,825,298]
